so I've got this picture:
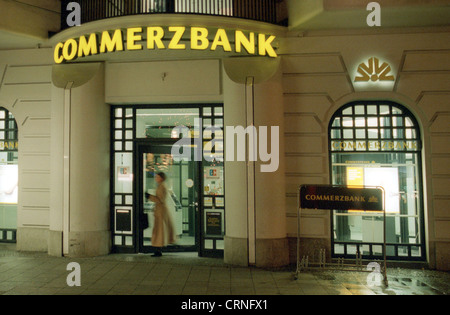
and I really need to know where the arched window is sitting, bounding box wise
[329,101,425,261]
[0,107,18,243]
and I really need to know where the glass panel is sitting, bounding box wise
[355,117,366,127]
[115,153,133,194]
[411,246,421,257]
[143,147,197,248]
[368,129,378,139]
[136,108,199,138]
[367,117,378,127]
[203,107,212,116]
[379,117,391,127]
[367,105,377,115]
[334,244,345,255]
[380,105,390,115]
[115,119,122,129]
[343,129,353,139]
[405,129,416,139]
[332,152,423,258]
[332,117,341,127]
[342,117,353,127]
[380,129,392,139]
[125,130,133,140]
[343,107,353,115]
[114,235,122,245]
[392,107,403,115]
[355,105,365,115]
[125,141,133,151]
[331,129,341,139]
[115,108,123,118]
[356,129,366,139]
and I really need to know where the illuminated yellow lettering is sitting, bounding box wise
[78,33,98,57]
[168,26,186,50]
[54,42,64,64]
[211,29,232,52]
[147,27,165,49]
[127,27,143,50]
[358,142,366,150]
[100,29,123,53]
[62,39,78,61]
[191,27,209,50]
[235,31,255,55]
[258,34,277,57]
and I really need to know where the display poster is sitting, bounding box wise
[206,211,222,236]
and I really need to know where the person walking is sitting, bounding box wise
[145,172,176,257]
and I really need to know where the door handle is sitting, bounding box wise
[189,202,199,212]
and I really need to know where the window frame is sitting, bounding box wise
[328,101,426,261]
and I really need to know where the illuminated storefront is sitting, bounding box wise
[0,0,449,270]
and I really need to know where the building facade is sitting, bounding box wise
[0,0,449,270]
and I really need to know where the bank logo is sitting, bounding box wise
[355,57,395,82]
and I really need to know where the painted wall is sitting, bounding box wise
[0,49,53,252]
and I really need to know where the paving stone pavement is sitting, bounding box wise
[0,244,448,296]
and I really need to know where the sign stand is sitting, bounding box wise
[294,188,302,279]
[294,185,388,287]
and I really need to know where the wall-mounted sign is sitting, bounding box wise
[355,57,395,83]
[0,141,18,151]
[54,26,278,64]
[300,185,384,212]
[331,140,420,151]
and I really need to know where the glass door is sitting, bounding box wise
[137,142,200,253]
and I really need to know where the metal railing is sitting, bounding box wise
[61,0,280,30]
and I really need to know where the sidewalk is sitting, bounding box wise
[0,244,448,295]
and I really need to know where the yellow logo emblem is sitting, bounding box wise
[355,57,395,82]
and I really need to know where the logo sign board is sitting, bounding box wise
[300,185,384,212]
[54,26,278,64]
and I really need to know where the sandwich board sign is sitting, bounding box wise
[300,185,384,212]
[295,185,388,286]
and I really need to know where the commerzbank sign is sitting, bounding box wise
[54,26,278,64]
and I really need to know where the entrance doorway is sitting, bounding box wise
[111,105,225,258]
[136,141,199,253]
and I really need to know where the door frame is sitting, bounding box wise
[110,104,225,257]
[134,139,202,254]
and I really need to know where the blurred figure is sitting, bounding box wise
[145,172,176,257]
